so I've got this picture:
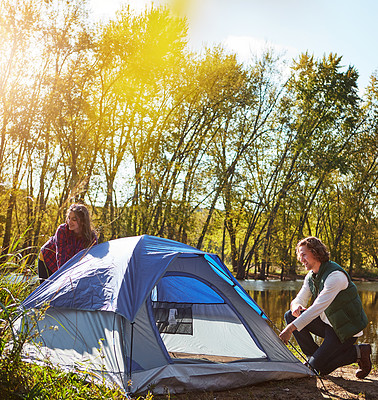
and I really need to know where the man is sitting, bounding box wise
[279,236,371,378]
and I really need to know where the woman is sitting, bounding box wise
[38,204,98,283]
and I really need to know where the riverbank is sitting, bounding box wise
[153,364,378,400]
[246,272,378,282]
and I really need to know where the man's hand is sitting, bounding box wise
[279,322,297,345]
[292,304,306,317]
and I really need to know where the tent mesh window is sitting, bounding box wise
[152,301,193,335]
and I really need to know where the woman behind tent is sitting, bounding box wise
[38,203,98,283]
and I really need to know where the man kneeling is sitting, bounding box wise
[279,236,371,378]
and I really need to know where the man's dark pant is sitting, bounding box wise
[284,310,358,375]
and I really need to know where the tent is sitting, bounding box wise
[20,235,311,395]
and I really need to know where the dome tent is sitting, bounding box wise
[20,235,311,395]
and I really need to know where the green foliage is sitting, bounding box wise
[0,0,377,280]
[0,361,130,399]
[0,251,40,398]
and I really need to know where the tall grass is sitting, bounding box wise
[0,236,39,398]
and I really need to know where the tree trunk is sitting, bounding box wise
[196,186,222,250]
[2,191,16,256]
[348,231,354,278]
[221,220,226,262]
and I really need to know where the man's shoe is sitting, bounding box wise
[356,343,372,379]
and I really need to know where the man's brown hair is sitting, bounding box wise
[296,236,330,263]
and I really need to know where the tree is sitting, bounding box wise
[92,5,188,239]
[0,0,45,254]
[233,53,360,279]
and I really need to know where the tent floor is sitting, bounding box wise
[169,352,243,363]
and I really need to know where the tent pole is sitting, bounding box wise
[128,322,135,386]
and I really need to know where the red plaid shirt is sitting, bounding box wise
[40,223,97,274]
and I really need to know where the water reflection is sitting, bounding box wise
[240,280,378,365]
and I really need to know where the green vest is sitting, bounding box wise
[308,261,368,343]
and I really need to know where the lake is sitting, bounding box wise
[240,279,378,365]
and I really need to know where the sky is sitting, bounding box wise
[89,0,378,93]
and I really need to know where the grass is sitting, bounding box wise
[0,361,130,399]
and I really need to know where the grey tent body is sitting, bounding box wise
[19,236,312,395]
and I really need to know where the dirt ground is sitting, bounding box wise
[155,365,378,400]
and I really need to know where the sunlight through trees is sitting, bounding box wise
[0,0,377,279]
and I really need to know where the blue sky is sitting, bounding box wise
[90,0,378,93]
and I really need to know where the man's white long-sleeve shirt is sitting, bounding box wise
[292,271,362,336]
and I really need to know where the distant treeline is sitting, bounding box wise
[0,0,377,279]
